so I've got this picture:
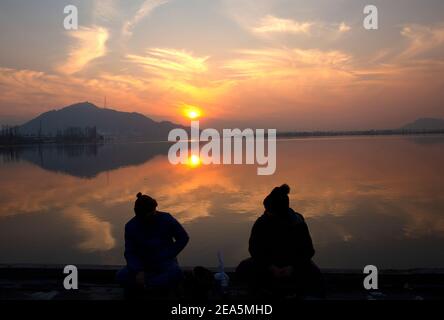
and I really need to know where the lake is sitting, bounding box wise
[1,135,443,269]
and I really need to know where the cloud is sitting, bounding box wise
[358,23,444,81]
[126,48,233,116]
[400,23,444,59]
[338,22,351,33]
[252,15,313,35]
[93,0,121,22]
[0,47,229,123]
[240,13,352,41]
[57,26,109,75]
[127,48,209,76]
[217,47,359,125]
[1,17,444,130]
[224,47,352,79]
[64,207,116,252]
[0,67,153,119]
[123,0,169,36]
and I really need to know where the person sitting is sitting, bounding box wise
[117,192,189,297]
[236,184,324,298]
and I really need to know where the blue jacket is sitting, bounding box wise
[124,211,189,272]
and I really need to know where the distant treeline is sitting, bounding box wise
[2,125,444,145]
[278,129,444,138]
[0,125,104,145]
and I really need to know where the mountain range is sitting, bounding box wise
[19,102,184,141]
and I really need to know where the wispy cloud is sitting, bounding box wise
[57,26,109,75]
[127,48,209,77]
[0,67,151,118]
[64,207,116,252]
[400,23,444,59]
[220,47,356,121]
[242,13,352,40]
[338,22,351,33]
[93,0,121,22]
[126,48,231,113]
[123,0,169,36]
[252,15,313,35]
[224,48,352,79]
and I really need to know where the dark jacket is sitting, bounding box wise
[124,211,189,272]
[249,208,315,267]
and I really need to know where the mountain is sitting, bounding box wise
[19,102,185,141]
[401,118,444,131]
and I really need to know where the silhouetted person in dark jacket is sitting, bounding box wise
[237,184,323,298]
[117,192,189,295]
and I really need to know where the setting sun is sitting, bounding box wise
[188,111,199,119]
[182,105,202,120]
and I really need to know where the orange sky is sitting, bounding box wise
[0,0,443,130]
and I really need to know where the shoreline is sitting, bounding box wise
[2,264,444,300]
[1,131,444,148]
[2,263,444,272]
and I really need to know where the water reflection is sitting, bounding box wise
[0,136,443,269]
[0,142,170,178]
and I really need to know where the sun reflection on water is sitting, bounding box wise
[187,154,202,168]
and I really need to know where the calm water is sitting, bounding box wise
[1,135,444,269]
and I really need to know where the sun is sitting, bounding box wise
[182,105,202,120]
[188,110,200,119]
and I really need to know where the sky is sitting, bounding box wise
[0,0,443,130]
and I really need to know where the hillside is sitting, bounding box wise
[19,102,183,141]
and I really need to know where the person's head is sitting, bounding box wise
[263,184,290,214]
[134,192,158,218]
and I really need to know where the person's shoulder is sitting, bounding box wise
[125,216,138,230]
[254,212,269,225]
[289,208,305,223]
[156,211,176,221]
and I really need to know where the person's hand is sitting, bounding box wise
[135,271,145,288]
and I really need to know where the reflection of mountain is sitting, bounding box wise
[19,102,184,141]
[1,142,170,178]
[407,135,444,145]
[402,118,444,131]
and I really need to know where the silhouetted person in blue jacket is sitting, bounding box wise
[237,184,323,298]
[117,192,189,294]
